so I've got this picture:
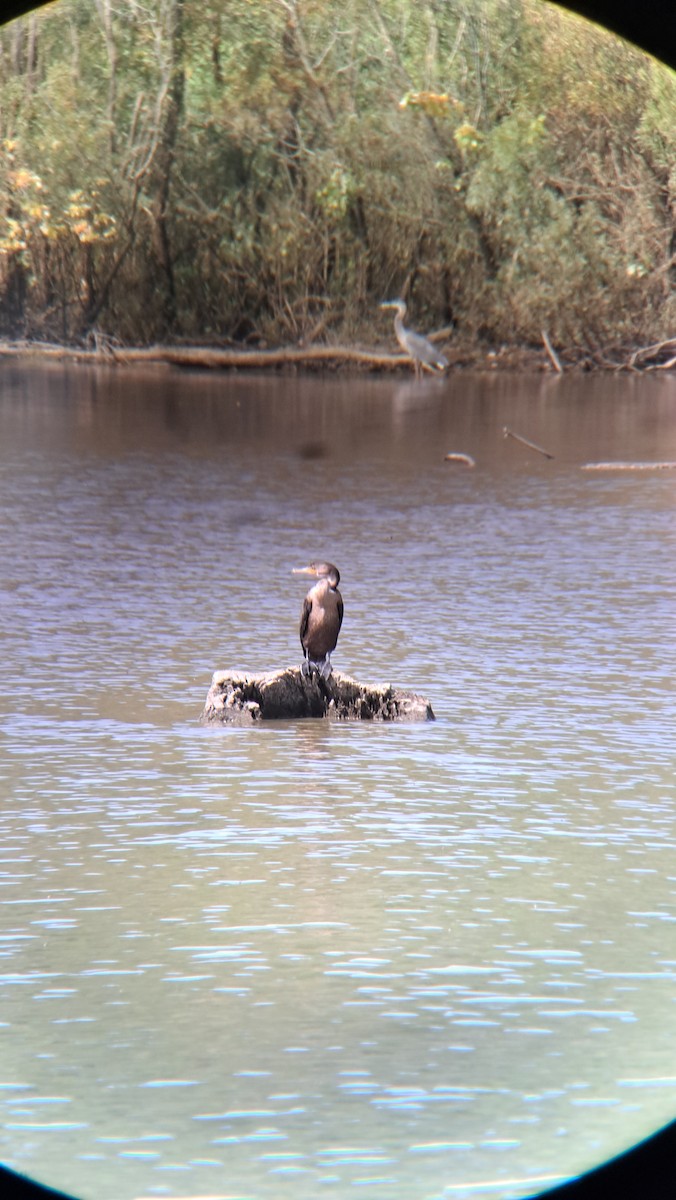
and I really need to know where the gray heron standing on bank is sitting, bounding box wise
[381,299,449,379]
[293,561,344,679]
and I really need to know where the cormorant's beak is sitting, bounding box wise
[292,566,317,577]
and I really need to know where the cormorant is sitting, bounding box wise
[292,561,343,679]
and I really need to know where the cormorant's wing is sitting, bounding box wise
[337,596,344,634]
[299,596,312,650]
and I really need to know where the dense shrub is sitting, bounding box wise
[0,0,674,350]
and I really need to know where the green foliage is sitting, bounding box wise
[0,0,674,348]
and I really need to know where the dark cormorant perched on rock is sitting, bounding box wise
[292,562,343,679]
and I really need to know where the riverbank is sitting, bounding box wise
[0,334,674,374]
[3,2,675,364]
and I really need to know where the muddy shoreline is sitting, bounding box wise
[0,335,673,374]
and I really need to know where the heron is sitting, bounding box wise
[380,299,449,379]
[292,561,344,679]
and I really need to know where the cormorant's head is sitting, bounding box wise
[293,562,340,588]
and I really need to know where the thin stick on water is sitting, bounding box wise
[503,426,554,460]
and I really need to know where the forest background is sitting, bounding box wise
[0,0,675,358]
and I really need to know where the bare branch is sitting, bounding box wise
[541,329,563,373]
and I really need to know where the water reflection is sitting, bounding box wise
[0,364,675,1200]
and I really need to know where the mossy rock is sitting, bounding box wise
[201,667,435,724]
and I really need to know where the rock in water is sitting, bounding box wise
[201,667,435,725]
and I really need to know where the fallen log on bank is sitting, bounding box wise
[626,338,676,371]
[201,667,435,724]
[0,339,421,373]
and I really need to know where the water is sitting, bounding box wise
[0,362,675,1200]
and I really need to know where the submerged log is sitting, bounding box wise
[201,667,435,725]
[581,461,676,471]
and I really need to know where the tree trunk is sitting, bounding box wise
[149,0,185,332]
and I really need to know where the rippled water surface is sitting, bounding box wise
[1,363,675,1200]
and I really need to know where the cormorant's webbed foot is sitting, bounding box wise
[300,657,332,682]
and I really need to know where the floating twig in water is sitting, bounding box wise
[541,329,563,373]
[444,452,476,467]
[503,426,554,459]
[581,461,676,471]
